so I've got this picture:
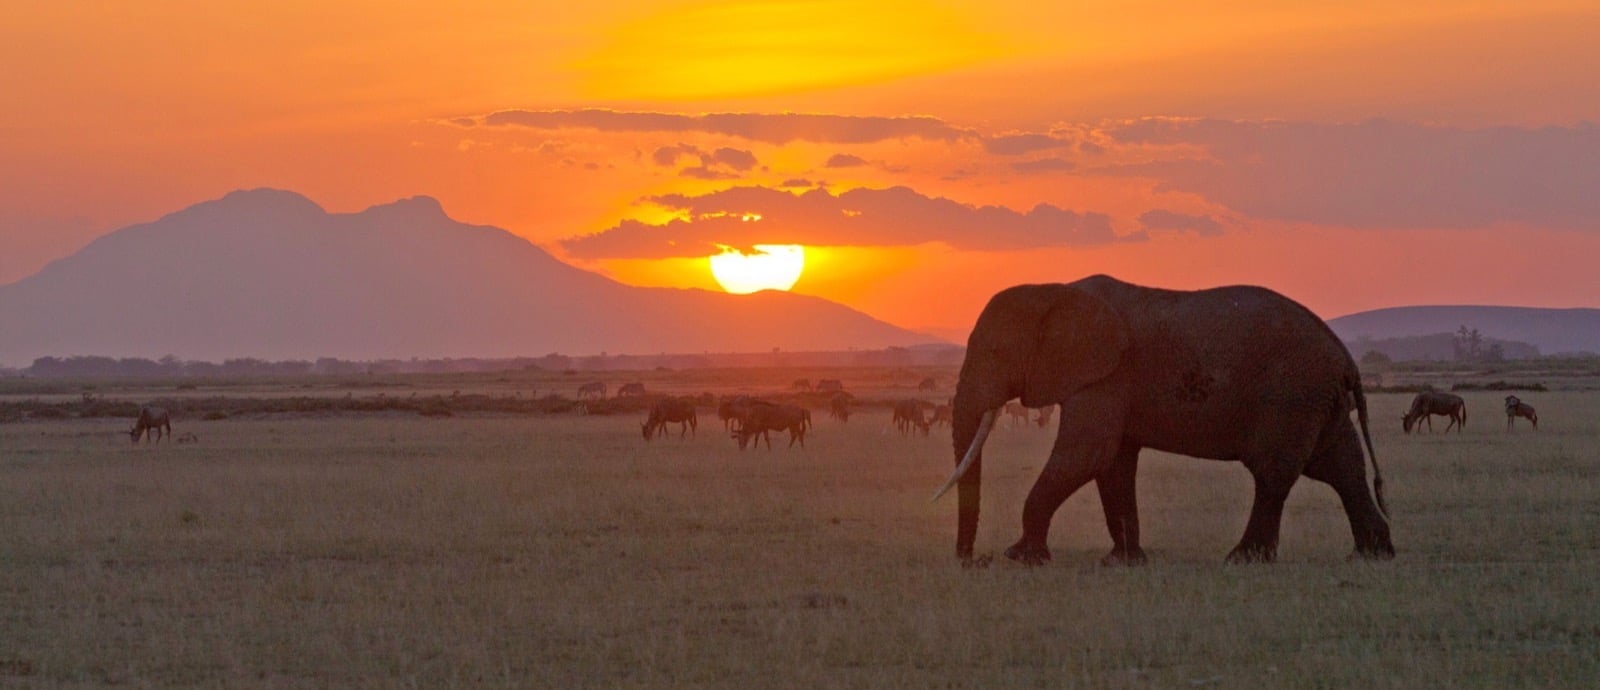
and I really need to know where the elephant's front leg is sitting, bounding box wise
[1006,436,1121,566]
[1096,442,1147,566]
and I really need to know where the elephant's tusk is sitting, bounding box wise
[931,409,997,502]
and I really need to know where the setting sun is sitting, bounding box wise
[708,244,805,294]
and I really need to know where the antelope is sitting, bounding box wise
[576,381,606,400]
[616,382,646,398]
[792,378,812,392]
[1504,395,1538,430]
[930,403,953,428]
[917,377,938,391]
[129,406,172,444]
[642,397,697,440]
[1401,391,1466,433]
[815,379,844,394]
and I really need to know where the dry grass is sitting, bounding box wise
[1,385,1596,688]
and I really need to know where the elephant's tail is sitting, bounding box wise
[1350,378,1389,519]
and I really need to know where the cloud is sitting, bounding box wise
[1138,209,1223,236]
[824,153,868,168]
[651,143,759,178]
[1010,158,1076,174]
[709,147,758,171]
[1094,118,1600,230]
[560,185,1135,259]
[473,109,972,144]
[778,178,817,189]
[983,133,1071,156]
[652,144,699,166]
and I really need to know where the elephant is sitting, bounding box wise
[933,275,1393,566]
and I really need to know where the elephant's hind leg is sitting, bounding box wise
[1301,415,1394,560]
[1228,422,1319,564]
[1095,441,1146,566]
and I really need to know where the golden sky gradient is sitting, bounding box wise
[4,1,1599,337]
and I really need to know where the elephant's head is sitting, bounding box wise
[935,284,1131,562]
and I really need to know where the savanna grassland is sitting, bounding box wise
[1,367,1597,688]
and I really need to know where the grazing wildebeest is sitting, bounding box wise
[930,403,953,428]
[1401,391,1467,433]
[129,406,172,444]
[1033,404,1056,428]
[792,378,812,392]
[815,379,844,394]
[828,392,853,423]
[577,381,607,400]
[642,397,698,440]
[1002,401,1030,429]
[717,395,749,430]
[731,401,811,450]
[893,399,931,436]
[616,382,646,398]
[1504,395,1538,430]
[918,377,938,391]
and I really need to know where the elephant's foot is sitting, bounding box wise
[1224,543,1277,564]
[1004,541,1051,566]
[1099,547,1148,567]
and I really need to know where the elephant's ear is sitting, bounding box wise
[1021,288,1130,406]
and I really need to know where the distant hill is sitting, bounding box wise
[1329,305,1600,357]
[0,189,941,364]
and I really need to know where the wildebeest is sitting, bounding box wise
[731,401,811,450]
[577,381,607,400]
[892,399,931,436]
[828,392,852,423]
[616,382,646,398]
[1033,404,1056,429]
[815,379,844,394]
[717,395,748,430]
[918,377,938,391]
[792,378,812,392]
[1002,401,1030,429]
[642,397,697,440]
[930,402,953,428]
[1402,391,1467,433]
[1505,395,1538,430]
[128,406,171,444]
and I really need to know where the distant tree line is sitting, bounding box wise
[6,345,966,379]
[1349,329,1539,364]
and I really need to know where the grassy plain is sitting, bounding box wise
[1,371,1597,688]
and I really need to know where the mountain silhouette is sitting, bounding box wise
[1329,305,1600,356]
[0,189,941,364]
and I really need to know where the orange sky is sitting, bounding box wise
[4,1,1600,338]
